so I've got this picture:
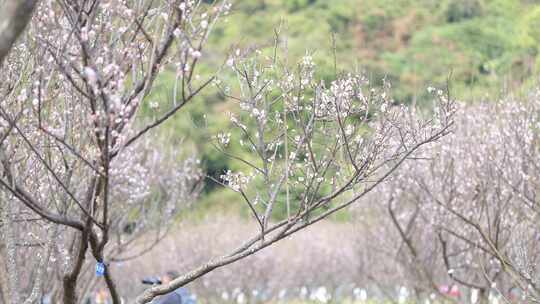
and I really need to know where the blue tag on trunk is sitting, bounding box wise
[95,262,106,276]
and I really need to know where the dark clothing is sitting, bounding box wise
[152,288,195,304]
[153,292,182,304]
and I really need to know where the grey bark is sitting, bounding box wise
[0,244,9,304]
[0,0,38,64]
[0,197,19,303]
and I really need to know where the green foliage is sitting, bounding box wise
[283,0,316,12]
[354,0,539,103]
[444,0,484,23]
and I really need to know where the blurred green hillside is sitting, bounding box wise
[211,0,540,103]
[146,0,540,215]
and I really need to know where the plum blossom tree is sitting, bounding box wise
[367,92,540,303]
[129,48,453,304]
[0,1,454,303]
[0,1,219,302]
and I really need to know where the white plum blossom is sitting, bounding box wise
[217,132,231,147]
[220,170,254,192]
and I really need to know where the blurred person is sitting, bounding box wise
[95,287,110,304]
[151,271,196,304]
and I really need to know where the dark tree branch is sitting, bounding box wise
[0,0,38,64]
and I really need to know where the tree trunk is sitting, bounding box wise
[62,231,89,304]
[0,0,38,63]
[478,288,489,304]
[0,199,20,303]
[0,245,9,304]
